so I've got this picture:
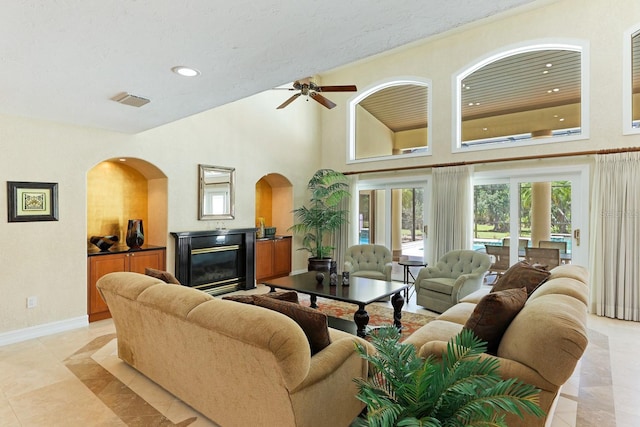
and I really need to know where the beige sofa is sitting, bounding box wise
[97,272,371,427]
[404,264,589,427]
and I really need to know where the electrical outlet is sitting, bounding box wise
[27,296,37,309]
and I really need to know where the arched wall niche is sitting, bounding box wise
[87,157,168,248]
[255,173,293,236]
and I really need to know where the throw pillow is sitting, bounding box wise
[463,287,527,355]
[145,267,181,285]
[253,295,331,355]
[222,291,299,305]
[491,261,550,294]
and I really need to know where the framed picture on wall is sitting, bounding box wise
[7,181,59,222]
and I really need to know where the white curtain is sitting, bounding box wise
[334,175,357,270]
[590,152,640,321]
[431,165,473,262]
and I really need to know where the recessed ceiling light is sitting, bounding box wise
[171,66,201,77]
[542,70,549,74]
[468,102,474,106]
[119,158,126,162]
[546,63,553,67]
[553,88,560,92]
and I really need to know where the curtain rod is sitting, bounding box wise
[342,146,640,176]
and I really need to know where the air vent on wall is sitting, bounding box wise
[111,92,150,107]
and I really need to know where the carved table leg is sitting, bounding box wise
[310,295,318,309]
[391,292,405,330]
[354,304,369,338]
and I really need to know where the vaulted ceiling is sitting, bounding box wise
[0,0,539,133]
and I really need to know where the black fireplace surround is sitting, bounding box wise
[170,228,257,295]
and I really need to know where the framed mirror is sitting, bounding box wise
[198,164,235,220]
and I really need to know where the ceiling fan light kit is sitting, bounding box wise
[276,80,357,109]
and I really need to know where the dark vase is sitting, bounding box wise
[125,219,144,249]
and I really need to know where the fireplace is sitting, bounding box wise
[170,228,257,295]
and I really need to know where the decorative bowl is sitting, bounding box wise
[90,235,119,251]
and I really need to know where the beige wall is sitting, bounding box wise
[4,0,640,339]
[395,128,428,151]
[319,0,640,173]
[355,105,393,158]
[0,89,319,336]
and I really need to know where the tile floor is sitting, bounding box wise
[1,276,638,426]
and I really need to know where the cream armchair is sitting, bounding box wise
[415,249,491,313]
[343,244,393,281]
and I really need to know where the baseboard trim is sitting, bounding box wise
[0,316,88,347]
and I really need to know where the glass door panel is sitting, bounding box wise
[358,189,387,245]
[393,187,425,261]
[518,180,572,258]
[475,176,578,268]
[473,183,510,250]
[356,182,428,263]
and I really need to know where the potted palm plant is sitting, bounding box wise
[289,168,350,271]
[353,327,544,427]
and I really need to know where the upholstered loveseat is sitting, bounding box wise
[97,272,372,427]
[405,263,589,427]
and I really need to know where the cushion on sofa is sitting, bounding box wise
[253,295,331,355]
[222,290,299,305]
[463,287,528,355]
[145,267,181,285]
[490,261,550,294]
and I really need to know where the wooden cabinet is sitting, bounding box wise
[256,237,292,282]
[87,246,166,322]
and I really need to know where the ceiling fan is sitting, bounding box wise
[275,79,357,109]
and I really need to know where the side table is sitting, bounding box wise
[398,260,427,299]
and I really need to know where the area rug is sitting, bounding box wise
[297,294,436,341]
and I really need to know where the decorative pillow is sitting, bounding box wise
[145,267,181,285]
[253,295,331,355]
[222,291,299,305]
[490,261,550,294]
[463,287,527,355]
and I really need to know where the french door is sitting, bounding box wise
[355,178,429,262]
[473,165,588,267]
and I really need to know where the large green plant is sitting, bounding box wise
[353,327,544,427]
[289,169,350,260]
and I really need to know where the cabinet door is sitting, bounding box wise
[127,249,166,273]
[256,240,274,282]
[88,253,126,319]
[273,238,292,276]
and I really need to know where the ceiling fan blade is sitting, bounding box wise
[316,85,357,92]
[310,92,336,109]
[277,93,301,109]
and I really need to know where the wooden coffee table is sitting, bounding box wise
[263,271,408,337]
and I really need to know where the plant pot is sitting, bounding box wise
[308,258,332,272]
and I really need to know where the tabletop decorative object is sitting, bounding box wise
[90,235,119,251]
[125,219,144,249]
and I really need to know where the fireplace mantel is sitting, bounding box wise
[170,228,257,295]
